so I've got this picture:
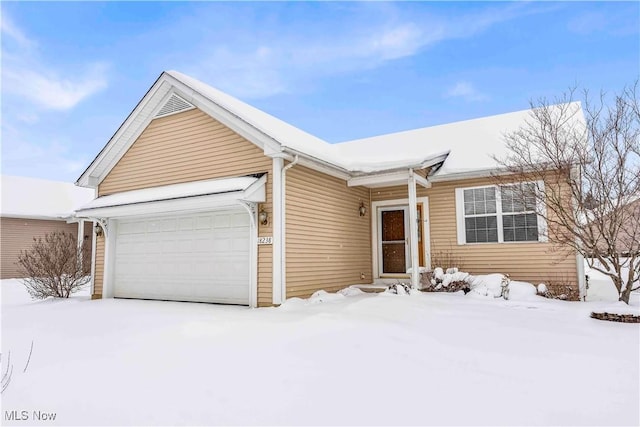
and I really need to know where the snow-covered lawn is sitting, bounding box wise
[585,257,639,302]
[2,279,639,426]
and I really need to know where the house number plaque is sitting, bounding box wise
[257,236,273,245]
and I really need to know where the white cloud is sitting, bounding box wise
[445,81,489,102]
[1,14,108,111]
[174,3,541,99]
[3,64,108,111]
[0,15,35,49]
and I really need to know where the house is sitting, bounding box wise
[1,175,95,279]
[589,196,640,257]
[75,71,586,306]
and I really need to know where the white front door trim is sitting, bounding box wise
[378,206,411,276]
[371,197,431,279]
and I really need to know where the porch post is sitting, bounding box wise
[102,219,117,298]
[76,219,85,268]
[408,169,420,289]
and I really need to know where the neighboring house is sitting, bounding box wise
[75,71,585,306]
[1,175,95,279]
[587,196,640,257]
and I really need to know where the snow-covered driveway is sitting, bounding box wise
[2,279,638,426]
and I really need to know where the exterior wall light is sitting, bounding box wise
[95,223,103,237]
[258,208,268,226]
[359,202,367,217]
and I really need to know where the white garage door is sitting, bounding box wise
[114,209,250,304]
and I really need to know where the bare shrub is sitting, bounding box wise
[430,248,464,271]
[495,82,640,303]
[17,231,91,299]
[538,276,581,301]
[420,268,471,293]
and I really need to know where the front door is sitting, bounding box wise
[379,207,410,274]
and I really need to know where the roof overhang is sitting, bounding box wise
[75,175,266,219]
[346,152,449,188]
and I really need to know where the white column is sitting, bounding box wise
[76,219,85,268]
[408,170,420,289]
[102,219,117,298]
[90,221,97,297]
[272,157,284,305]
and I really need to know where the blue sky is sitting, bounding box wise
[1,1,638,182]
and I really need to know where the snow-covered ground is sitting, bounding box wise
[1,278,639,426]
[585,257,638,302]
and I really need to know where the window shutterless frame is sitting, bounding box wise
[455,181,547,245]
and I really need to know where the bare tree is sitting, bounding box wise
[494,83,639,304]
[18,231,91,299]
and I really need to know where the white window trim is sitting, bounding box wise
[455,181,547,245]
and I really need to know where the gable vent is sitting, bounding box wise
[155,94,195,118]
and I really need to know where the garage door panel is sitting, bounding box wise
[195,215,212,229]
[232,214,250,226]
[114,209,250,305]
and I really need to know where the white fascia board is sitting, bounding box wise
[76,177,266,219]
[76,192,247,219]
[347,153,448,188]
[347,170,410,187]
[429,167,521,183]
[76,78,172,188]
[2,214,71,221]
[279,148,352,181]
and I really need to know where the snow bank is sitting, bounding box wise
[280,287,364,308]
[2,277,638,426]
[469,274,538,300]
[585,258,639,302]
[592,301,640,316]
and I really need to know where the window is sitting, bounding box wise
[456,182,544,244]
[500,183,538,242]
[463,187,498,243]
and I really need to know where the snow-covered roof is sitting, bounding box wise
[78,70,585,188]
[166,72,451,174]
[1,175,95,220]
[76,176,260,214]
[168,72,582,177]
[335,102,584,180]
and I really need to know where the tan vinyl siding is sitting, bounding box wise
[285,166,372,298]
[98,108,274,306]
[0,218,90,279]
[93,234,105,298]
[257,179,274,306]
[371,175,578,290]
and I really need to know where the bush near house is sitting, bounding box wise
[17,231,91,299]
[420,267,471,293]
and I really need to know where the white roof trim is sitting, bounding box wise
[428,167,516,182]
[348,170,413,188]
[75,175,266,218]
[347,152,448,188]
[1,214,71,221]
[76,77,173,187]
